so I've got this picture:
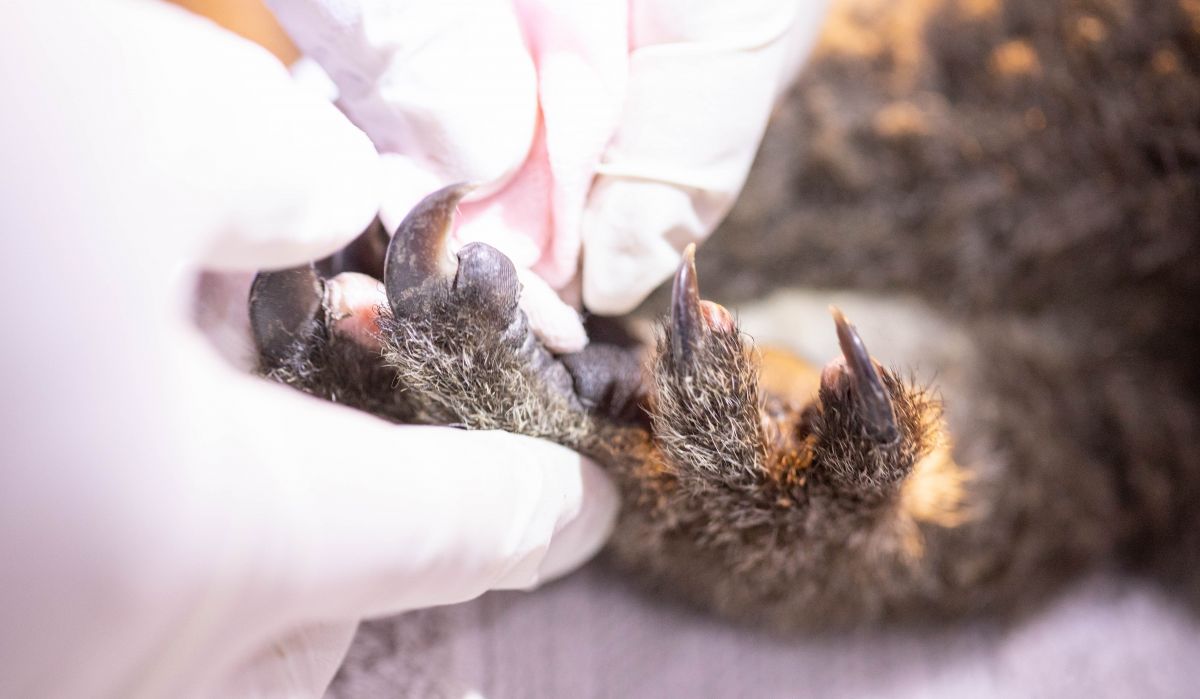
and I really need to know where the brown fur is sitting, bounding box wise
[692,0,1200,609]
[253,0,1200,629]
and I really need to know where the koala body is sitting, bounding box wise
[249,0,1200,628]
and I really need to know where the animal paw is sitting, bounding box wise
[251,184,645,443]
[249,185,959,628]
[248,221,419,421]
[375,184,611,441]
[607,246,953,627]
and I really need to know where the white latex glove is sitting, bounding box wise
[0,2,617,697]
[269,0,830,334]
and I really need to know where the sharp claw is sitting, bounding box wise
[831,307,899,444]
[249,264,325,364]
[670,243,703,364]
[384,183,474,317]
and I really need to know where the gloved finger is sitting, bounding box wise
[177,342,619,623]
[497,1,628,291]
[5,0,382,273]
[267,0,538,190]
[517,269,588,354]
[581,0,831,315]
[161,0,384,270]
[195,268,600,611]
[276,1,628,308]
[214,621,358,698]
[434,2,626,295]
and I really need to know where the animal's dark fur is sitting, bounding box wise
[693,0,1200,610]
[252,0,1200,629]
[258,313,417,424]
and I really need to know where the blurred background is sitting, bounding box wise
[694,0,1199,379]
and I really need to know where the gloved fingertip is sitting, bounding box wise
[529,456,619,586]
[518,270,589,354]
[215,621,358,698]
[375,154,448,235]
[196,62,385,270]
[582,244,683,316]
[580,179,708,315]
[289,56,338,102]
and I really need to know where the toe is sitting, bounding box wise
[249,264,325,365]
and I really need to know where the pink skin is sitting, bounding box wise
[699,300,735,334]
[324,272,388,351]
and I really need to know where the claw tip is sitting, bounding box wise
[828,306,899,444]
[384,182,475,316]
[670,244,703,364]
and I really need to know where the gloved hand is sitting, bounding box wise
[0,2,616,697]
[269,0,829,346]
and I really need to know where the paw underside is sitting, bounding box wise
[250,184,946,628]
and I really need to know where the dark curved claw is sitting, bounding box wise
[670,243,703,365]
[384,183,474,318]
[831,307,899,444]
[249,264,325,364]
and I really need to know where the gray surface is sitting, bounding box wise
[330,565,1200,699]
